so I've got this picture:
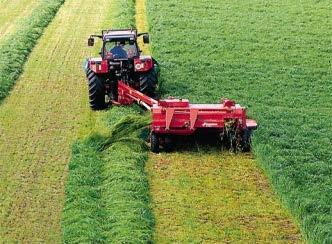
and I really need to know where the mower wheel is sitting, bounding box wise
[139,69,158,96]
[87,69,106,110]
[240,128,252,152]
[164,135,172,152]
[150,132,159,153]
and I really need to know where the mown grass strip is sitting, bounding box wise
[0,0,64,102]
[148,152,303,243]
[0,0,41,39]
[102,108,153,242]
[62,0,154,242]
[136,0,150,55]
[147,0,331,242]
[0,0,116,241]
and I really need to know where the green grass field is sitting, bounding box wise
[0,0,330,242]
[62,0,302,241]
[0,0,115,241]
[147,0,331,242]
[137,0,302,241]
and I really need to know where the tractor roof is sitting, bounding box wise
[102,28,137,41]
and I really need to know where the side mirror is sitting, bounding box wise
[143,34,150,44]
[88,37,94,46]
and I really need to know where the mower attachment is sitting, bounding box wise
[117,81,257,153]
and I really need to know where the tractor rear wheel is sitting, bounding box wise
[86,68,106,110]
[150,132,159,153]
[139,69,158,96]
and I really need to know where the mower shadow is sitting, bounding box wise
[164,131,244,154]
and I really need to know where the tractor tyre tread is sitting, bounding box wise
[164,135,172,152]
[86,67,106,110]
[241,128,252,152]
[139,69,158,96]
[151,132,159,153]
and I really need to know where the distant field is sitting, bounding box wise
[0,0,114,241]
[0,0,41,40]
[147,0,331,242]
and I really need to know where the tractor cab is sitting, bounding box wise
[88,29,150,60]
[103,39,137,59]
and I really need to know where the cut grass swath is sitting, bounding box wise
[102,109,153,242]
[62,0,154,242]
[0,0,64,102]
[62,107,154,243]
[147,0,331,242]
[61,140,107,243]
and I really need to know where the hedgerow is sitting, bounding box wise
[0,0,64,102]
[147,0,331,242]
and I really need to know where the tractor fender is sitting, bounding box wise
[134,55,154,72]
[87,57,108,74]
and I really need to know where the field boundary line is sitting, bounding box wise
[135,0,150,55]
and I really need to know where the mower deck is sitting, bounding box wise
[118,80,257,152]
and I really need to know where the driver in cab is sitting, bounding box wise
[110,41,128,59]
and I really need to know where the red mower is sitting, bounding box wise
[85,28,257,152]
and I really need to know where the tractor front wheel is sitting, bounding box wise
[86,68,106,110]
[150,132,160,153]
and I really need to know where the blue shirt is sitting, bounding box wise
[110,46,128,59]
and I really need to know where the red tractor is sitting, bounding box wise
[84,28,159,110]
[84,28,258,152]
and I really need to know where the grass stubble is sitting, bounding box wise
[148,152,303,243]
[0,0,41,38]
